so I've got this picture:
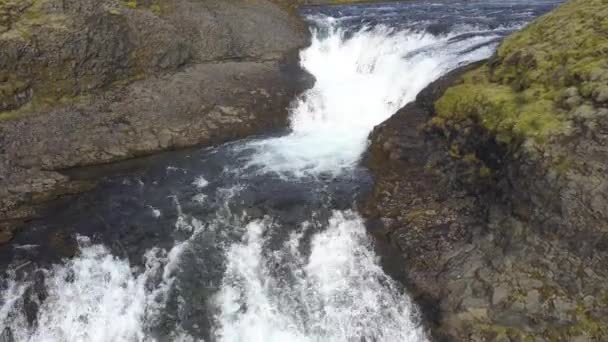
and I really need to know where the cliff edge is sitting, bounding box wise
[366,0,608,340]
[0,0,319,242]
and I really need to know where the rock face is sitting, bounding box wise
[365,0,608,340]
[0,0,313,241]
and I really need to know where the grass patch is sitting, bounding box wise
[433,0,608,148]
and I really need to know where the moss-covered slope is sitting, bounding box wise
[433,0,608,148]
[429,0,608,250]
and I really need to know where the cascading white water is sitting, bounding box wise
[214,18,506,341]
[215,212,426,342]
[0,2,554,341]
[0,237,189,342]
[243,22,500,177]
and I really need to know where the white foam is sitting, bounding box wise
[215,211,427,342]
[242,24,501,177]
[0,239,147,342]
[148,206,162,218]
[192,176,209,189]
[0,237,196,342]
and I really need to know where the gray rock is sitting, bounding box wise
[492,284,510,306]
[0,0,313,236]
[565,95,583,109]
[524,289,541,313]
[364,58,608,341]
[563,87,579,98]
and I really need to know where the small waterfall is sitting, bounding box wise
[241,21,501,177]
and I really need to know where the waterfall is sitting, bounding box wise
[0,2,561,341]
[241,21,499,177]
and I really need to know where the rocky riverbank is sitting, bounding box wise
[0,0,324,242]
[0,0,410,244]
[365,0,608,340]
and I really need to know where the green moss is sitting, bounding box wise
[0,0,67,41]
[448,143,461,158]
[150,4,162,15]
[0,92,91,121]
[479,166,492,178]
[475,323,537,341]
[435,67,567,145]
[509,288,527,302]
[554,156,572,175]
[602,291,608,305]
[121,0,168,15]
[565,303,608,338]
[538,285,559,301]
[404,209,433,223]
[0,79,27,97]
[434,0,608,149]
[463,153,478,163]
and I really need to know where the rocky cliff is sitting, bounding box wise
[0,0,318,242]
[366,0,608,340]
[0,0,402,243]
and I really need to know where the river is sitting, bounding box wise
[0,1,561,341]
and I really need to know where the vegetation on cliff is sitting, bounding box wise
[421,1,608,340]
[0,0,141,121]
[433,0,608,149]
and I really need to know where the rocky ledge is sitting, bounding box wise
[0,0,399,243]
[0,0,324,242]
[365,0,608,340]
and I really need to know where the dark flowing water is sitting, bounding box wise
[0,1,561,341]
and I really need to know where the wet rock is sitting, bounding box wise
[22,288,39,326]
[0,327,13,342]
[32,270,47,302]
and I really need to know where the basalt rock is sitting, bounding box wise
[365,0,608,340]
[365,65,487,340]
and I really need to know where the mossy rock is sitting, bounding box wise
[434,0,608,150]
[0,0,68,39]
[121,0,169,15]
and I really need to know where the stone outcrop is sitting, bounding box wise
[365,0,608,340]
[0,0,314,242]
